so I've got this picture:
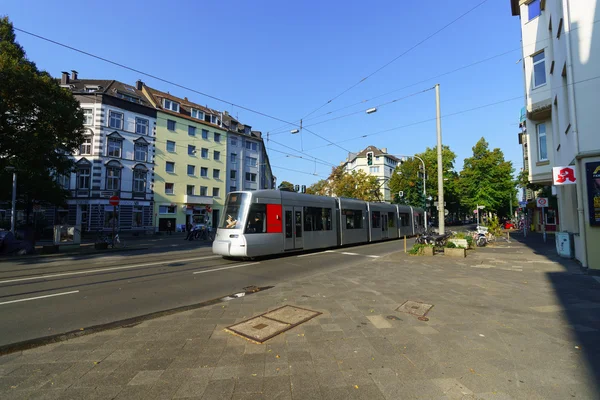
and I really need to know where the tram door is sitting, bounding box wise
[381,213,389,239]
[283,206,303,250]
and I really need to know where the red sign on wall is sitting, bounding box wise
[553,166,577,185]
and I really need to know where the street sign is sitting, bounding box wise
[474,209,478,214]
[109,196,120,206]
[519,201,528,207]
[536,197,548,208]
[444,209,449,216]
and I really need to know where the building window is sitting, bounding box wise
[188,125,196,137]
[202,129,209,139]
[230,186,236,192]
[106,163,121,191]
[133,166,147,193]
[159,205,176,214]
[187,185,195,195]
[200,186,208,196]
[191,108,204,120]
[230,170,237,179]
[82,109,93,125]
[211,115,220,125]
[163,99,180,112]
[187,165,196,175]
[230,138,237,146]
[167,119,176,131]
[201,167,208,177]
[134,143,148,161]
[245,172,257,182]
[213,169,220,179]
[214,151,220,161]
[166,161,175,173]
[77,167,90,189]
[166,140,176,152]
[369,166,380,173]
[165,182,174,194]
[136,118,149,135]
[213,187,220,197]
[245,142,258,151]
[532,51,546,88]
[230,153,237,163]
[246,156,257,167]
[107,138,122,158]
[528,0,541,21]
[201,148,209,158]
[537,123,548,161]
[214,133,221,142]
[108,111,123,129]
[188,145,196,156]
[57,174,70,190]
[80,137,92,155]
[132,206,143,227]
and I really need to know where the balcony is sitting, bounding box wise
[184,194,213,205]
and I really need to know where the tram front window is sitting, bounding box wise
[221,193,248,229]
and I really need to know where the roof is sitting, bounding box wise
[142,85,223,129]
[510,0,520,16]
[221,112,255,136]
[60,78,154,108]
[347,145,400,163]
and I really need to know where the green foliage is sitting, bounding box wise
[458,138,515,217]
[306,179,328,196]
[408,243,433,255]
[0,17,85,207]
[279,181,296,191]
[445,241,457,248]
[487,216,503,237]
[466,235,474,248]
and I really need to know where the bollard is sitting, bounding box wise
[507,231,510,243]
[404,235,407,253]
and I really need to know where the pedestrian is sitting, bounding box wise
[166,220,172,235]
[185,221,196,240]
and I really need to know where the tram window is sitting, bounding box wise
[388,212,395,228]
[343,209,363,229]
[245,204,266,234]
[285,211,293,238]
[222,192,248,229]
[372,211,381,228]
[303,207,332,231]
[399,212,409,227]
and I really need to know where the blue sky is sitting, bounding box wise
[2,0,525,187]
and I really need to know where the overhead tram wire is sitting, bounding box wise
[268,138,338,168]
[271,165,328,178]
[304,74,600,151]
[297,0,490,121]
[13,27,303,131]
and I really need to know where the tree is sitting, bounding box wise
[388,158,423,207]
[278,181,296,191]
[333,170,380,201]
[0,17,85,216]
[306,179,328,196]
[458,138,515,217]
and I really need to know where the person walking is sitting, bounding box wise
[166,220,172,235]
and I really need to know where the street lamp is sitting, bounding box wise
[5,166,17,235]
[366,107,377,114]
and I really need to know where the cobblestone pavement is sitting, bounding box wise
[1,235,599,399]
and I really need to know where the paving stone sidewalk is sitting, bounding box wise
[1,238,599,399]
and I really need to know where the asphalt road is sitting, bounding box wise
[0,237,414,348]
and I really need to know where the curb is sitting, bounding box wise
[0,285,274,356]
[0,246,151,262]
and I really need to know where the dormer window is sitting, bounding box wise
[163,99,180,112]
[191,108,204,120]
[116,91,141,104]
[85,86,99,92]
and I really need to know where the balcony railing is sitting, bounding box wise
[184,194,213,205]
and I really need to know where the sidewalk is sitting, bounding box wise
[1,239,599,399]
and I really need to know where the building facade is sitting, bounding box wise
[141,84,227,231]
[343,146,399,202]
[54,72,156,233]
[511,0,600,269]
[221,112,274,194]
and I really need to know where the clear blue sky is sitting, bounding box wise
[2,0,525,187]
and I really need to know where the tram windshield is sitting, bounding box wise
[221,192,249,229]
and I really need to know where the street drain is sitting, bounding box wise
[225,305,322,344]
[396,301,434,318]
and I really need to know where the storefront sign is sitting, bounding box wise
[552,166,577,185]
[585,161,600,226]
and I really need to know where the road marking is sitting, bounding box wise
[341,252,360,256]
[193,262,259,275]
[0,291,80,306]
[332,251,380,258]
[297,251,333,258]
[0,255,221,284]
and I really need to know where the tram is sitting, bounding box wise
[212,190,425,258]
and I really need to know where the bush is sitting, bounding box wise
[465,235,474,248]
[445,241,457,248]
[487,216,502,237]
[409,243,433,255]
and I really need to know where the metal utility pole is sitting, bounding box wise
[11,170,17,235]
[435,84,445,234]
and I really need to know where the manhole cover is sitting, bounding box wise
[225,305,321,344]
[396,301,434,317]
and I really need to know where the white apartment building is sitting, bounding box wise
[343,146,399,202]
[511,0,600,270]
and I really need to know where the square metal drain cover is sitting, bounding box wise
[396,301,434,317]
[226,305,321,343]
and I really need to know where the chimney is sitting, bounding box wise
[224,111,229,116]
[71,70,78,80]
[61,71,70,85]
[136,80,144,90]
[381,147,387,153]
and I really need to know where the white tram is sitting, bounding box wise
[212,190,426,258]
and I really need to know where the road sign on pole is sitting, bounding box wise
[536,197,548,208]
[109,196,120,206]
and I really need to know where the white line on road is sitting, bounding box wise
[0,291,80,306]
[0,255,221,284]
[193,262,259,274]
[326,250,380,258]
[297,251,333,258]
[341,252,360,256]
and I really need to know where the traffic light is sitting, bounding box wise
[367,152,373,166]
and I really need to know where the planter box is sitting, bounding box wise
[94,242,109,250]
[444,247,466,258]
[449,238,468,248]
[420,246,434,256]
